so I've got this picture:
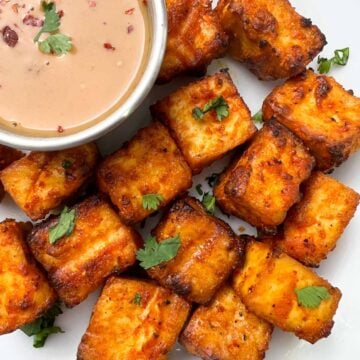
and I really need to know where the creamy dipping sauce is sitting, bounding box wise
[0,0,149,135]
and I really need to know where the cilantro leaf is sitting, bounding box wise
[136,235,181,269]
[295,286,330,308]
[34,2,60,42]
[21,302,64,348]
[133,293,142,305]
[252,110,263,124]
[39,34,72,55]
[142,193,164,211]
[202,193,216,214]
[48,206,76,244]
[195,184,204,196]
[317,47,350,74]
[205,173,220,188]
[192,96,230,121]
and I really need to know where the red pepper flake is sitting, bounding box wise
[125,8,135,15]
[23,15,44,27]
[2,26,18,48]
[57,125,64,133]
[11,4,19,14]
[57,10,64,18]
[103,42,115,51]
[127,25,134,34]
[88,0,97,8]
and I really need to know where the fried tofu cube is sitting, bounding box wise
[272,172,359,267]
[180,284,273,360]
[27,196,139,307]
[77,276,190,360]
[151,71,257,173]
[0,143,99,220]
[214,120,315,232]
[263,70,360,170]
[216,0,326,80]
[233,238,342,343]
[147,196,243,304]
[0,220,57,335]
[158,0,228,83]
[97,122,192,224]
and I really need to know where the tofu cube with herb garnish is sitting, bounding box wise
[0,143,99,221]
[158,0,228,83]
[27,195,140,307]
[144,196,244,304]
[262,69,360,171]
[266,172,359,267]
[214,120,315,232]
[216,0,326,80]
[97,121,192,224]
[180,284,273,360]
[0,220,57,335]
[232,237,341,343]
[151,71,257,174]
[77,276,191,360]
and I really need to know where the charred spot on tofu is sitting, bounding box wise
[0,143,99,221]
[0,220,57,335]
[214,120,315,232]
[216,0,326,80]
[146,196,244,304]
[151,71,257,173]
[269,172,359,267]
[97,121,192,224]
[180,284,273,360]
[27,195,139,307]
[263,70,360,171]
[233,238,342,344]
[158,0,228,83]
[77,276,190,360]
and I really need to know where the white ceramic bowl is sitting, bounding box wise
[0,0,167,150]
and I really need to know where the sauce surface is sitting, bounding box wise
[0,0,148,135]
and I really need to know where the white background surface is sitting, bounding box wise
[1,0,360,359]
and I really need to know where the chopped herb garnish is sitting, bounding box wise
[295,286,330,308]
[21,302,64,348]
[48,206,76,244]
[252,110,263,124]
[206,173,220,188]
[136,235,181,269]
[192,96,229,121]
[62,159,72,169]
[202,193,216,214]
[39,33,72,55]
[195,184,204,196]
[133,293,142,305]
[317,48,350,74]
[142,193,164,211]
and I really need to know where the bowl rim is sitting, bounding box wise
[0,0,168,151]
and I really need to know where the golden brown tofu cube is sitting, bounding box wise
[27,196,139,307]
[97,122,192,224]
[233,238,342,343]
[77,276,190,360]
[158,0,228,83]
[214,120,315,232]
[0,143,99,221]
[0,220,57,335]
[180,284,273,360]
[263,70,360,170]
[147,196,243,304]
[216,0,326,80]
[151,71,257,173]
[272,172,359,267]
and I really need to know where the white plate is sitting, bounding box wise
[1,0,359,358]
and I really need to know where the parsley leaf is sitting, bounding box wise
[317,48,350,74]
[252,110,263,124]
[136,235,181,269]
[48,206,76,244]
[295,286,330,308]
[202,193,216,214]
[34,2,60,42]
[21,302,64,348]
[142,193,164,211]
[195,184,204,196]
[206,173,220,188]
[39,34,72,55]
[133,293,142,305]
[192,96,230,121]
